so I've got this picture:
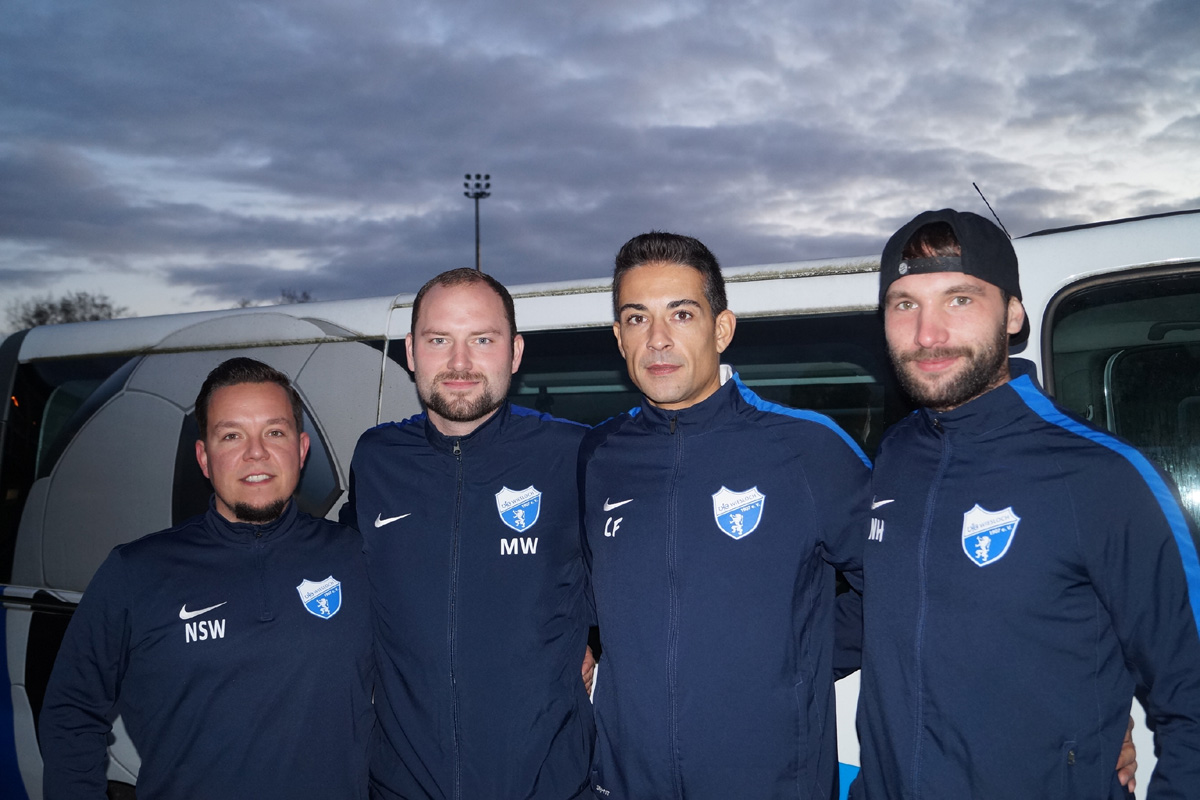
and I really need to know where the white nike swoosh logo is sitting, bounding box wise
[871,498,895,510]
[602,498,634,511]
[375,513,412,528]
[179,602,227,620]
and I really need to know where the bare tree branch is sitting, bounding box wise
[6,292,132,329]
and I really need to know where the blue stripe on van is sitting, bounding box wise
[1010,374,1200,634]
[0,609,31,800]
[733,374,873,468]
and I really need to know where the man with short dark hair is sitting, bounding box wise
[41,357,373,799]
[340,268,595,799]
[580,232,872,798]
[853,209,1200,798]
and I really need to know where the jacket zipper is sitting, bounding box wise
[910,416,950,791]
[254,529,272,621]
[449,438,464,800]
[666,415,684,799]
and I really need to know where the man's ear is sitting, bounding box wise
[298,431,311,469]
[195,439,210,480]
[510,333,525,374]
[714,309,737,354]
[612,321,626,359]
[1006,298,1026,336]
[405,332,416,372]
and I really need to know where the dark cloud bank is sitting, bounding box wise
[1,0,1197,310]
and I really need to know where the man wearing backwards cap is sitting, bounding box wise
[851,209,1200,798]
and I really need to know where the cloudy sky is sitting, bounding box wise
[2,0,1198,327]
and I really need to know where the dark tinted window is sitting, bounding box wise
[1049,267,1200,530]
[511,313,911,456]
[0,353,130,583]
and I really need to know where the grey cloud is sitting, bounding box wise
[0,267,74,290]
[1017,68,1157,130]
[0,146,135,243]
[1153,115,1200,146]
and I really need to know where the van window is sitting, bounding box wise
[37,357,140,479]
[0,356,130,582]
[511,312,912,457]
[1048,267,1200,530]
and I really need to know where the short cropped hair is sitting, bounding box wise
[410,268,518,341]
[612,232,728,319]
[194,357,304,437]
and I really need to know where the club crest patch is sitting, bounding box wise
[961,505,1020,567]
[297,576,342,619]
[495,486,542,532]
[712,486,766,540]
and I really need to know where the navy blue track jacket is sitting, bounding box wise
[40,499,373,799]
[853,361,1200,799]
[340,402,595,800]
[580,374,872,800]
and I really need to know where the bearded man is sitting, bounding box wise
[340,269,595,799]
[851,209,1200,799]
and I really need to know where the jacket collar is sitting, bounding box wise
[920,358,1041,436]
[204,494,298,545]
[635,373,741,434]
[422,400,510,454]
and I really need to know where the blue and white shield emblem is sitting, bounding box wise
[495,486,542,532]
[961,505,1020,567]
[712,486,766,540]
[296,576,342,619]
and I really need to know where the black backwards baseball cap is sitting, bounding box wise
[879,208,1028,343]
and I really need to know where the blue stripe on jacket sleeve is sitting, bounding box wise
[509,404,590,428]
[1010,374,1200,635]
[732,374,872,469]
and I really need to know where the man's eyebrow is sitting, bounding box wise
[212,417,293,430]
[617,298,703,315]
[885,283,989,303]
[943,283,989,296]
[418,326,504,336]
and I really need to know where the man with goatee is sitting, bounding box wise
[42,358,372,799]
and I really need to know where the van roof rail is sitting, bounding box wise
[1022,208,1200,239]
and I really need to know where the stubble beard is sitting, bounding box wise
[422,370,506,423]
[891,324,1010,412]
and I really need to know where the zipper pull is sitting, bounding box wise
[670,416,677,434]
[932,418,943,432]
[453,440,461,457]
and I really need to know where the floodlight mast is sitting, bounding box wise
[463,173,491,271]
